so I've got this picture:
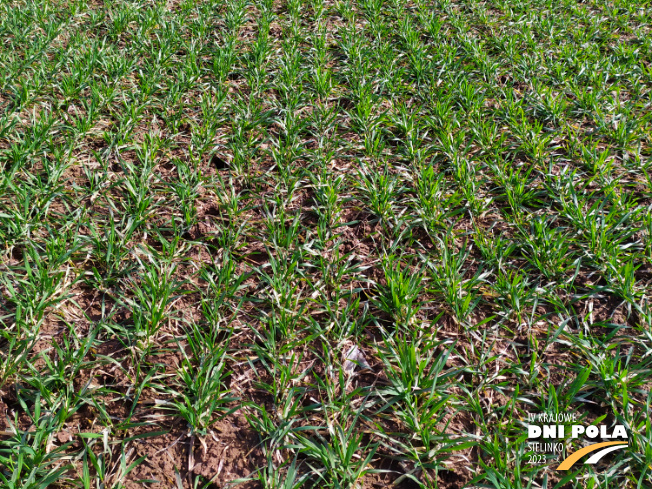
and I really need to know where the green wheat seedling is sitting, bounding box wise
[19,323,97,426]
[255,455,309,489]
[200,252,250,321]
[492,270,538,329]
[374,255,423,328]
[374,335,467,484]
[118,253,187,350]
[0,396,75,489]
[169,323,238,436]
[86,214,139,289]
[520,216,576,281]
[427,235,487,325]
[79,437,148,489]
[291,386,380,489]
[2,244,76,330]
[0,331,36,393]
[356,165,405,233]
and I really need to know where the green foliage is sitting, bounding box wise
[1,0,651,486]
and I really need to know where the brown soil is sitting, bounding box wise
[127,412,263,489]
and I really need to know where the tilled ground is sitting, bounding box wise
[1,0,652,487]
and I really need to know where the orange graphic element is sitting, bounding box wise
[556,441,628,470]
